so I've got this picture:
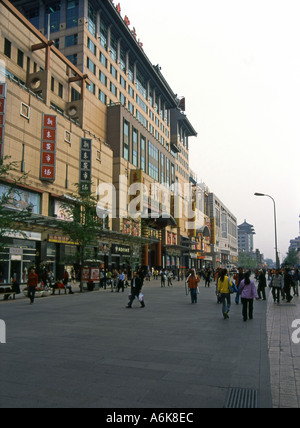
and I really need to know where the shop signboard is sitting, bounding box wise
[40,114,57,181]
[79,138,92,194]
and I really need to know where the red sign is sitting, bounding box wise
[43,115,57,128]
[0,115,4,126]
[0,84,5,97]
[42,152,55,165]
[43,128,56,141]
[40,114,57,182]
[42,141,55,152]
[40,166,55,180]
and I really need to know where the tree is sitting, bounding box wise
[283,248,299,267]
[58,184,104,292]
[0,156,31,253]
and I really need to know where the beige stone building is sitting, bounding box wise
[0,0,199,283]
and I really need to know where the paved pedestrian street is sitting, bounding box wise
[0,279,299,408]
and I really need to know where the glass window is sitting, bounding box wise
[100,20,108,49]
[132,128,138,167]
[141,136,146,172]
[99,89,107,105]
[123,119,130,161]
[110,31,117,62]
[66,0,79,28]
[148,142,159,181]
[4,38,11,58]
[65,34,78,47]
[45,2,61,34]
[88,1,97,37]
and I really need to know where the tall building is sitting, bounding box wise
[0,0,199,281]
[238,220,256,253]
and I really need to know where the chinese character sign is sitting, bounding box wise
[0,83,7,159]
[40,114,57,181]
[79,138,92,194]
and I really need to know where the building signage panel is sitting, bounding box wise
[40,114,57,181]
[0,82,7,159]
[111,244,131,255]
[79,138,92,194]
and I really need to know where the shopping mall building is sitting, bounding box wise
[0,0,215,284]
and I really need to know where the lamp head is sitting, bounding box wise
[254,193,265,197]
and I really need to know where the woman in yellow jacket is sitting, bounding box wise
[217,269,232,319]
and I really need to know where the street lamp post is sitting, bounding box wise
[254,193,280,269]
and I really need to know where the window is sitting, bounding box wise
[66,0,79,28]
[45,2,61,34]
[24,8,39,29]
[100,20,108,49]
[58,83,63,98]
[87,37,96,55]
[110,31,117,62]
[132,127,138,167]
[88,1,97,37]
[160,153,165,184]
[141,136,146,172]
[123,119,130,161]
[100,52,107,68]
[120,93,126,106]
[67,54,77,65]
[99,71,107,86]
[86,81,95,95]
[148,142,159,181]
[136,66,147,99]
[120,76,126,90]
[110,82,117,97]
[110,65,117,79]
[65,34,78,47]
[17,49,24,68]
[71,87,80,101]
[99,90,107,105]
[4,38,11,58]
[51,77,55,91]
[87,57,96,74]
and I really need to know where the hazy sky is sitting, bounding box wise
[120,0,300,261]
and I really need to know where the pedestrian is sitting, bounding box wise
[126,271,145,308]
[239,271,259,322]
[283,268,294,303]
[257,270,267,300]
[234,268,244,305]
[293,269,299,297]
[117,270,125,292]
[217,269,232,319]
[167,271,173,287]
[270,269,284,304]
[27,267,39,304]
[204,270,211,287]
[186,269,200,304]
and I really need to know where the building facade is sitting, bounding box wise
[0,0,200,282]
[208,193,238,269]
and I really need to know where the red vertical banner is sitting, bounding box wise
[0,83,7,159]
[40,114,57,181]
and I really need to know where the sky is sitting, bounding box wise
[119,0,300,262]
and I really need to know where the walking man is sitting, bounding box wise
[126,272,145,308]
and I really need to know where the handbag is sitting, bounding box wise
[138,293,144,302]
[228,278,235,294]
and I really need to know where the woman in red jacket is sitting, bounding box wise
[27,268,39,304]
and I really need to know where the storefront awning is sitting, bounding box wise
[144,215,177,230]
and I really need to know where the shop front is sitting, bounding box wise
[0,231,41,284]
